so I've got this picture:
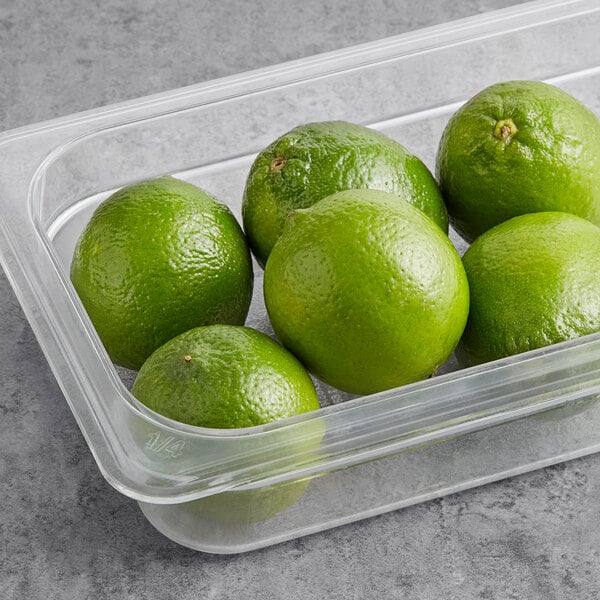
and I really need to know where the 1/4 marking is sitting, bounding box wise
[145,431,185,458]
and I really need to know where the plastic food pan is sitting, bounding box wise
[1,0,599,553]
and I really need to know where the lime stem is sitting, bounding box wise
[494,118,518,144]
[269,156,287,172]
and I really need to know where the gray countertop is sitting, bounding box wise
[3,1,600,598]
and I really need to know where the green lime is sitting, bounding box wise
[436,80,600,242]
[132,324,322,523]
[263,189,469,395]
[131,324,320,427]
[70,176,253,370]
[458,211,600,366]
[243,120,448,266]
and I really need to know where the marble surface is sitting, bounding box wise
[3,1,600,598]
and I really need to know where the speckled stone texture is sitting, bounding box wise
[3,1,600,599]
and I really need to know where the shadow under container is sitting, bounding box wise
[1,0,600,553]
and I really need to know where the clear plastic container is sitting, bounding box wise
[1,0,600,553]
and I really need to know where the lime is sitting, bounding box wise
[131,324,320,427]
[436,80,600,242]
[263,189,469,395]
[132,324,322,523]
[70,176,253,371]
[458,211,600,366]
[243,120,448,266]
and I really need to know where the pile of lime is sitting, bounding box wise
[70,80,600,521]
[435,80,600,365]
